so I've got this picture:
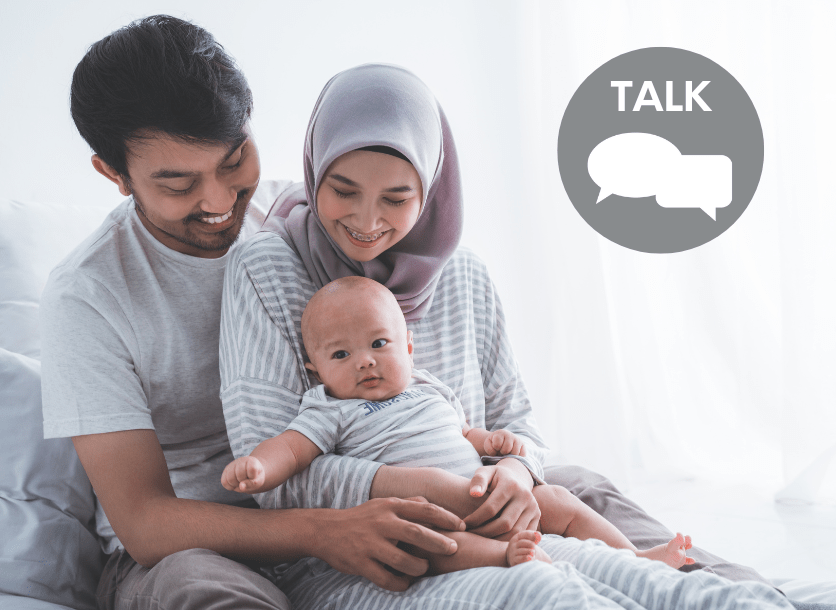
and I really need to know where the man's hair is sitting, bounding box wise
[70,15,253,178]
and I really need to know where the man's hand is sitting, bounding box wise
[464,459,540,539]
[308,497,464,592]
[483,429,527,457]
[221,455,268,493]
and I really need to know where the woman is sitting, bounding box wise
[219,64,789,609]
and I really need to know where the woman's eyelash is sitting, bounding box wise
[333,188,354,199]
[384,198,408,206]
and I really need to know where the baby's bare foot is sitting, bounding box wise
[636,533,695,569]
[506,531,552,567]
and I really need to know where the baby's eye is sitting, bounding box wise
[371,339,388,348]
[332,350,349,359]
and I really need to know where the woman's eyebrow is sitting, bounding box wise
[327,173,359,187]
[326,173,415,193]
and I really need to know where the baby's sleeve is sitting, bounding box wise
[285,388,340,455]
[414,369,468,428]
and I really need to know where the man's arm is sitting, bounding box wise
[73,428,464,591]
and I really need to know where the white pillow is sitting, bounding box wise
[0,198,113,358]
[0,349,104,609]
[0,197,115,610]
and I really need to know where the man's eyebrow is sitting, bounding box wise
[220,133,249,164]
[150,135,249,180]
[151,168,198,179]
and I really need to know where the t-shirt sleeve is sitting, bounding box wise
[285,389,340,455]
[474,256,549,483]
[219,236,381,511]
[41,267,152,438]
[414,369,467,428]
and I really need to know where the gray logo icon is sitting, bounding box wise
[558,47,763,253]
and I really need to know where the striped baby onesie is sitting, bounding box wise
[287,369,483,479]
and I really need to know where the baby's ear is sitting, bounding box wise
[305,361,321,383]
[406,330,414,359]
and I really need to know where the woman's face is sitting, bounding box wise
[316,150,423,262]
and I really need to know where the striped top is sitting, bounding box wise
[219,231,548,511]
[288,369,483,478]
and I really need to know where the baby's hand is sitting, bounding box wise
[484,430,527,457]
[221,455,267,493]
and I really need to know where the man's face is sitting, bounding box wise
[100,125,261,258]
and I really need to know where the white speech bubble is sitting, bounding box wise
[656,155,732,220]
[588,133,680,203]
[587,133,733,220]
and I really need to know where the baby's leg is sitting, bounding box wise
[533,484,694,569]
[404,530,551,576]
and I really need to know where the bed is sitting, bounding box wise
[1,196,833,609]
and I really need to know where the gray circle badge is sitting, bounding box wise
[558,47,763,253]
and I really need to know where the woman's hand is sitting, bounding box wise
[307,497,464,592]
[464,458,540,539]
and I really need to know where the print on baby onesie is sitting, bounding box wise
[361,389,424,416]
[558,47,763,253]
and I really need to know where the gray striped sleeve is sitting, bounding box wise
[286,389,341,455]
[466,251,549,480]
[220,234,381,510]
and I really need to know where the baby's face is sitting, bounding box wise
[305,283,414,402]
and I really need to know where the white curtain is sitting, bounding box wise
[494,0,835,503]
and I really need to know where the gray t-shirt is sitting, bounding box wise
[40,180,291,552]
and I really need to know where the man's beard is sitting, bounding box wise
[133,188,252,252]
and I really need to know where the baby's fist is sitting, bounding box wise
[221,456,266,493]
[484,430,527,457]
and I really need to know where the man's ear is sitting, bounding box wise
[92,155,131,197]
[305,361,322,383]
[406,330,414,364]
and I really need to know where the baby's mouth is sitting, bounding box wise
[360,376,381,388]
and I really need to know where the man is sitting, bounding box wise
[41,14,767,610]
[41,15,465,609]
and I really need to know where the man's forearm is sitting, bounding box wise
[126,495,326,568]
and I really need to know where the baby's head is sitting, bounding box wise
[302,277,414,401]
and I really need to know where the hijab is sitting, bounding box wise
[263,63,463,322]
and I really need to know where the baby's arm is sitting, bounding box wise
[221,430,323,494]
[463,424,527,458]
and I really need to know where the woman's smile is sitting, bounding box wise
[341,223,391,247]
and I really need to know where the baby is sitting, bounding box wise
[222,276,694,574]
